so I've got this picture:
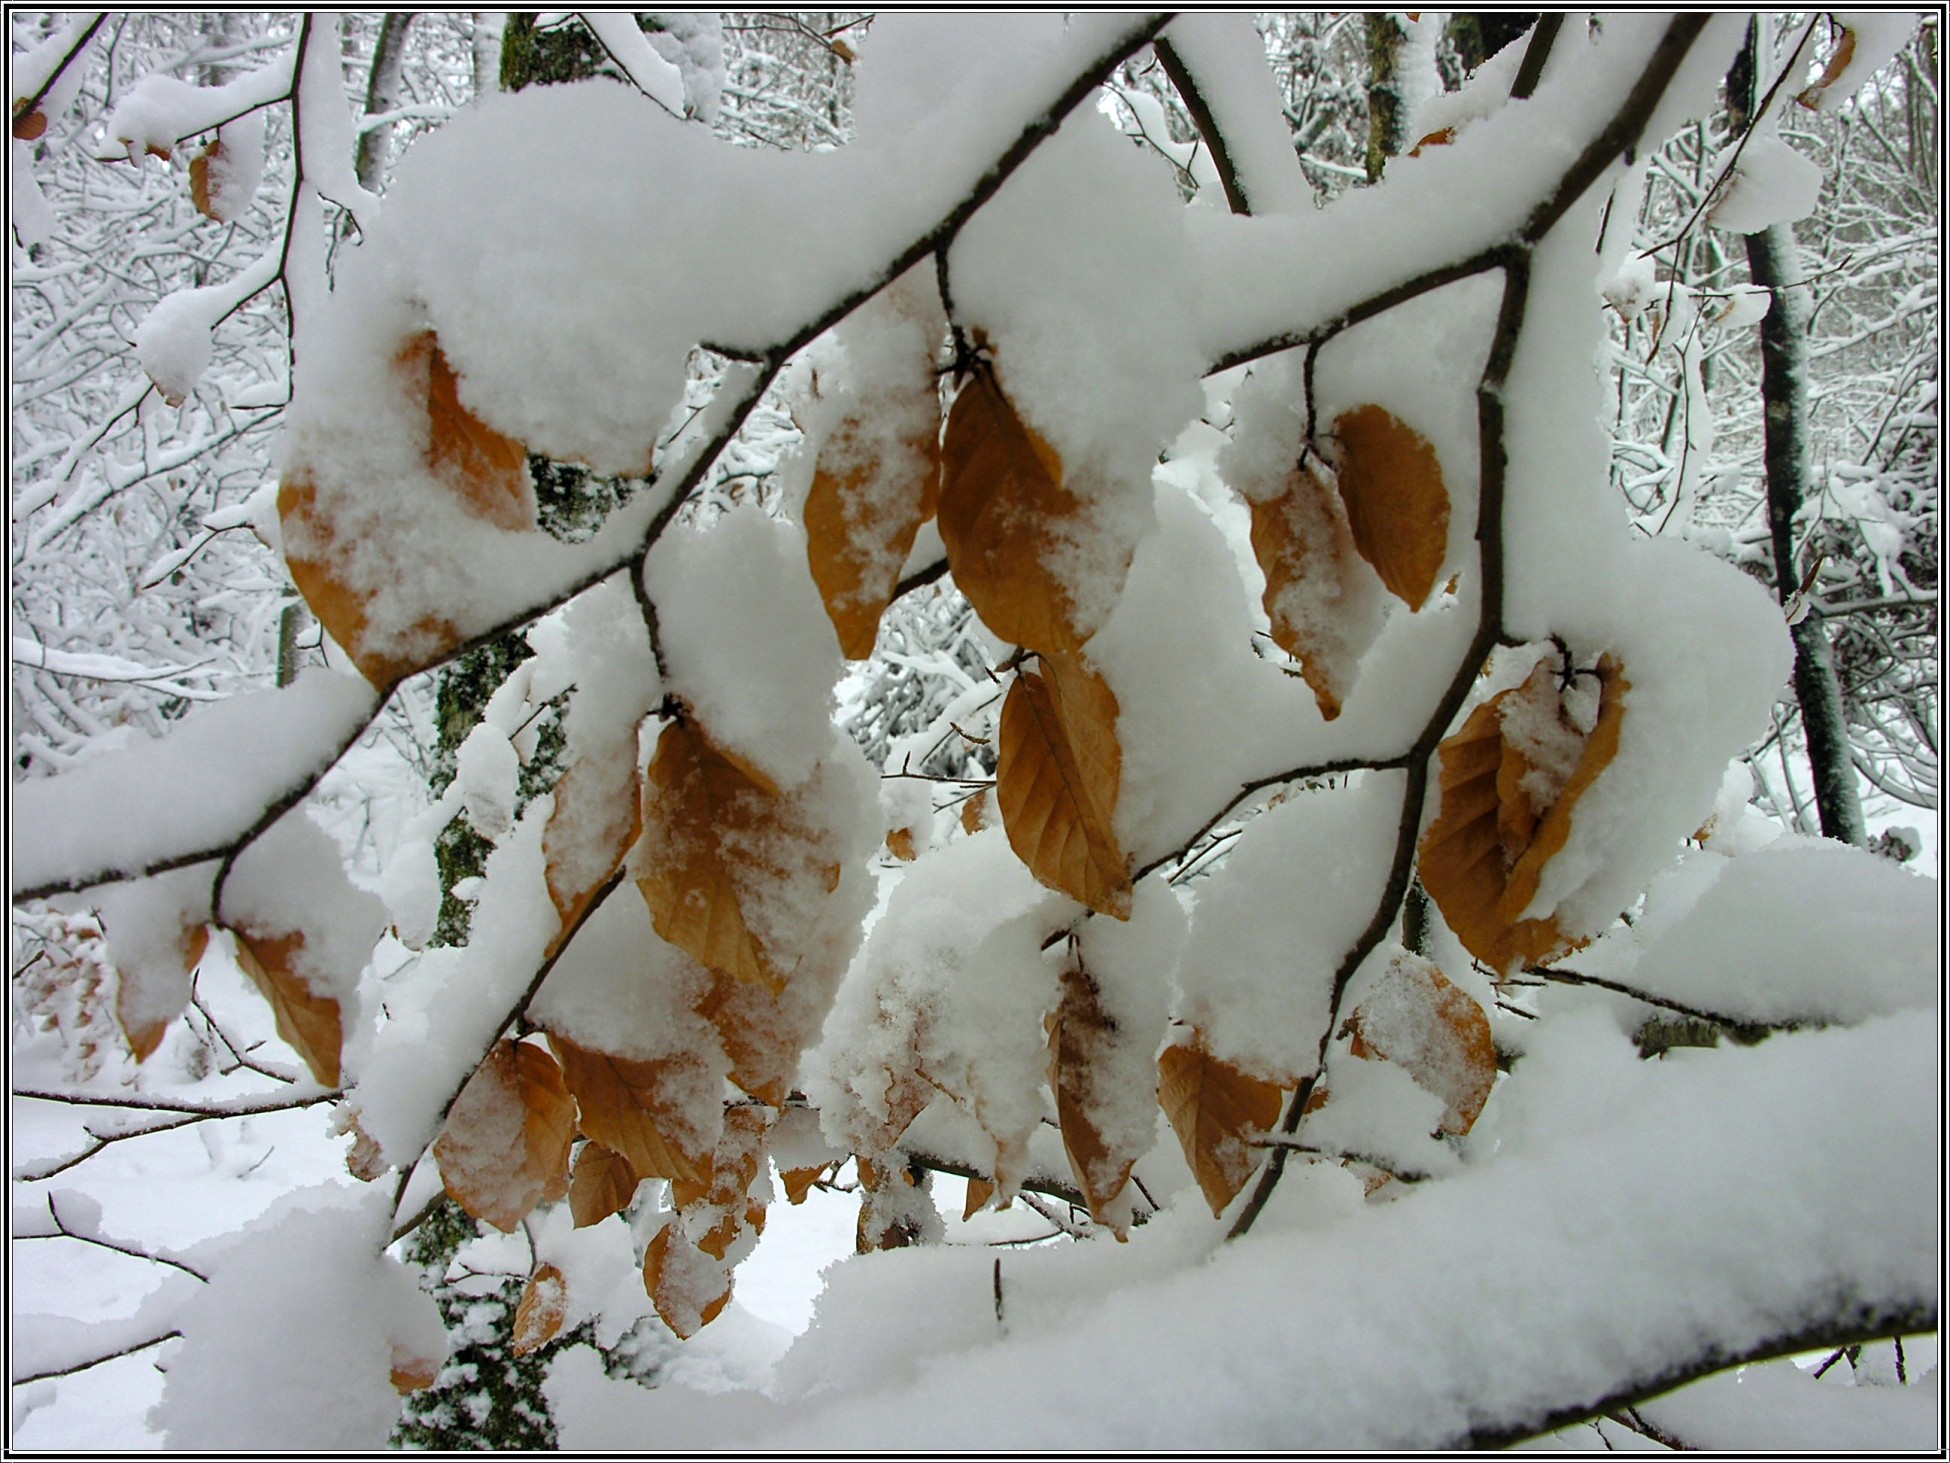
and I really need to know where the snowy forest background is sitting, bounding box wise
[9,11,1939,1452]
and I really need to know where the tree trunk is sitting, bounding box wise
[354,14,415,195]
[1364,14,1410,182]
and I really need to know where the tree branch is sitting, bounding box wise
[1152,36,1251,217]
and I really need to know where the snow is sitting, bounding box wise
[11,668,379,897]
[578,13,687,116]
[1157,15,1312,216]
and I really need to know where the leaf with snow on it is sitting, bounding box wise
[548,1030,713,1188]
[568,1142,640,1228]
[1047,963,1142,1231]
[1331,405,1451,612]
[433,1039,576,1233]
[805,407,942,660]
[643,1222,732,1338]
[1157,1033,1286,1217]
[1342,950,1496,1136]
[230,927,342,1088]
[511,1263,570,1356]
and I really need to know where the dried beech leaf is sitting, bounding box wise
[805,414,942,659]
[549,1031,711,1188]
[962,1175,996,1221]
[568,1142,640,1228]
[1332,405,1450,610]
[886,825,919,862]
[1798,26,1858,107]
[643,1224,732,1338]
[1047,965,1139,1228]
[404,332,535,532]
[1409,125,1455,155]
[390,1352,441,1394]
[512,1262,569,1356]
[433,1039,576,1233]
[938,367,1096,657]
[230,928,342,1088]
[1343,952,1496,1135]
[996,654,1130,918]
[13,108,48,141]
[115,922,207,1064]
[694,971,794,1108]
[780,1165,826,1206]
[188,139,220,219]
[1418,655,1630,973]
[543,745,644,955]
[960,787,991,834]
[1247,461,1375,721]
[1158,1036,1285,1217]
[637,717,838,992]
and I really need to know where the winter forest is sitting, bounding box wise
[8,10,1940,1452]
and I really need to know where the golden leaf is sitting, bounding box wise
[549,1031,711,1188]
[115,922,207,1064]
[804,413,941,659]
[568,1142,640,1228]
[938,366,1104,658]
[780,1165,826,1205]
[434,1039,576,1233]
[1247,460,1372,720]
[230,928,341,1088]
[1418,655,1630,973]
[188,138,220,219]
[512,1262,569,1356]
[643,1224,731,1338]
[962,1175,996,1221]
[1157,1035,1285,1217]
[390,1352,441,1394]
[1410,125,1455,156]
[959,787,991,834]
[1343,952,1496,1135]
[694,970,794,1108]
[404,332,535,532]
[1047,964,1140,1228]
[637,717,838,992]
[1798,26,1858,108]
[13,108,48,141]
[996,653,1130,917]
[885,825,919,862]
[543,744,644,956]
[1332,405,1450,610]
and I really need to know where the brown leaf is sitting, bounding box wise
[1798,26,1858,108]
[1332,405,1450,610]
[404,332,535,532]
[643,1223,732,1338]
[188,138,220,219]
[1157,1035,1285,1217]
[805,412,942,659]
[1418,655,1630,973]
[345,1112,387,1183]
[568,1142,640,1227]
[694,970,794,1108]
[938,366,1106,658]
[549,1031,711,1188]
[638,718,807,991]
[543,743,644,956]
[434,1039,577,1233]
[996,653,1130,917]
[115,922,206,1063]
[1047,964,1141,1229]
[1247,459,1375,720]
[391,1352,441,1394]
[959,787,991,834]
[230,928,342,1087]
[780,1165,826,1205]
[962,1175,996,1221]
[885,825,919,862]
[12,107,48,141]
[1409,125,1455,156]
[1343,952,1496,1135]
[512,1262,570,1356]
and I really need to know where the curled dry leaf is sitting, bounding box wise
[804,410,942,659]
[1418,654,1630,973]
[1332,405,1451,611]
[959,786,992,834]
[433,1039,577,1233]
[1047,963,1142,1231]
[390,1350,442,1395]
[637,715,838,992]
[116,922,207,1064]
[278,331,532,690]
[996,653,1130,918]
[1797,26,1858,108]
[1343,951,1496,1135]
[345,1112,387,1183]
[548,1030,711,1188]
[12,107,48,141]
[512,1262,570,1356]
[1158,1035,1286,1218]
[643,1223,732,1339]
[780,1165,827,1205]
[1409,125,1455,155]
[188,138,220,219]
[885,825,919,862]
[939,366,1107,658]
[230,927,342,1088]
[1247,456,1380,721]
[962,1175,996,1221]
[568,1141,639,1228]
